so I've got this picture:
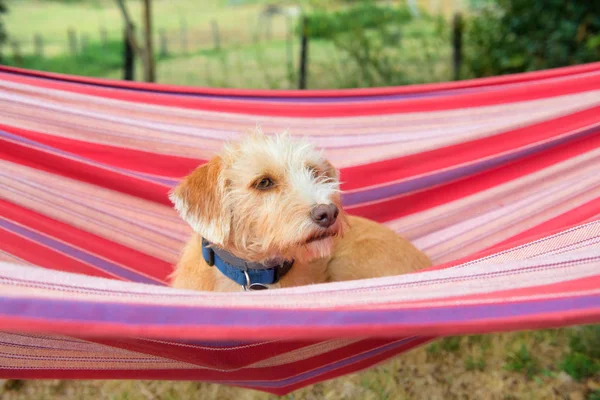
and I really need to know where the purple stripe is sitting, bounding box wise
[0,219,161,285]
[343,125,600,206]
[0,294,597,329]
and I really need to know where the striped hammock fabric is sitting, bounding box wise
[1,63,599,395]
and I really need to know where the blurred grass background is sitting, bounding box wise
[0,0,456,88]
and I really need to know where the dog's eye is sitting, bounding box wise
[255,177,275,190]
[306,165,320,179]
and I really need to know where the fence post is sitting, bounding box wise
[452,12,463,81]
[123,25,135,81]
[298,16,309,90]
[80,33,89,53]
[211,20,220,51]
[180,17,188,54]
[34,33,44,57]
[265,14,272,40]
[100,26,108,48]
[159,29,168,58]
[67,28,78,55]
[286,15,294,84]
[142,0,155,82]
[11,40,23,66]
[251,16,260,44]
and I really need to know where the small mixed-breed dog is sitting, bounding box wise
[169,130,431,292]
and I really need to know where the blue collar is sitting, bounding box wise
[201,238,294,290]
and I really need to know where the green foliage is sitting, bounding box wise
[560,352,599,381]
[426,336,463,358]
[300,2,449,88]
[464,0,600,77]
[505,343,539,379]
[567,325,600,359]
[304,2,412,40]
[588,390,600,400]
[560,325,600,381]
[3,39,124,77]
[0,0,7,48]
[439,336,462,352]
[464,356,486,371]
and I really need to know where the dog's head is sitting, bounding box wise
[169,130,347,263]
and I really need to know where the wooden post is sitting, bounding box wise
[286,15,294,83]
[265,15,272,40]
[80,33,89,53]
[100,26,108,48]
[34,33,44,57]
[211,20,220,51]
[298,16,309,89]
[142,0,155,82]
[180,17,188,54]
[67,28,78,55]
[11,40,23,66]
[452,12,463,81]
[251,16,260,44]
[123,26,135,81]
[204,59,213,85]
[159,29,168,58]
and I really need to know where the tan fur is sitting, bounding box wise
[169,130,431,292]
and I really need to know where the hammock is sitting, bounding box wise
[0,63,599,395]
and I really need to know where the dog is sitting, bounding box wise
[169,130,431,292]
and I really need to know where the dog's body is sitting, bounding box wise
[170,131,431,292]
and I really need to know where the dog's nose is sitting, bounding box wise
[310,204,339,228]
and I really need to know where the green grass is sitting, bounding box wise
[4,0,290,56]
[504,343,540,379]
[560,325,600,380]
[464,355,486,371]
[589,390,600,400]
[2,0,451,89]
[3,38,124,76]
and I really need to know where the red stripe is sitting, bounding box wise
[89,337,401,374]
[350,129,600,222]
[0,135,172,206]
[343,106,600,190]
[425,198,600,272]
[1,62,598,98]
[91,338,319,370]
[0,338,429,396]
[0,200,172,282]
[3,104,598,203]
[419,276,600,306]
[274,337,431,395]
[348,275,600,311]
[0,225,117,280]
[1,68,599,117]
[0,124,202,178]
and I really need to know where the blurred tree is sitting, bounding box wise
[0,0,6,47]
[303,1,417,87]
[465,0,600,77]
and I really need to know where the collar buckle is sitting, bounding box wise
[242,270,269,291]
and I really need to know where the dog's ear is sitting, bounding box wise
[169,157,231,245]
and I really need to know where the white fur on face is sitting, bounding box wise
[217,130,344,262]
